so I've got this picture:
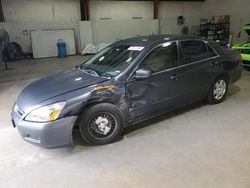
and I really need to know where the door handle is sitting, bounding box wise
[170,73,181,80]
[211,62,219,67]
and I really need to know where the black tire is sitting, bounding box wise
[78,103,124,145]
[207,76,229,104]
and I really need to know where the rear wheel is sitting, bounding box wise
[207,76,229,104]
[78,103,124,145]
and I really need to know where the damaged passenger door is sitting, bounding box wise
[127,41,182,120]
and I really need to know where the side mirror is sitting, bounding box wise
[134,69,152,79]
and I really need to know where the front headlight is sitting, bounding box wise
[25,102,66,122]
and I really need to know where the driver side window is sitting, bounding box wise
[139,42,178,73]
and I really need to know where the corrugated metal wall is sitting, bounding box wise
[0,20,160,55]
[0,21,81,53]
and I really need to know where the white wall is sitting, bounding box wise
[2,0,80,22]
[2,0,250,22]
[0,20,159,53]
[159,1,205,19]
[2,0,206,22]
[2,0,250,52]
[159,0,250,42]
[89,1,153,20]
[89,1,204,35]
[158,1,205,35]
[91,19,158,44]
[202,0,250,44]
[203,0,250,17]
[89,0,205,21]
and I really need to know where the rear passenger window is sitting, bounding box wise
[180,40,208,64]
[139,42,178,73]
[207,45,217,57]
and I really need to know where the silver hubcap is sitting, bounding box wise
[89,113,117,139]
[213,80,226,100]
[95,116,111,135]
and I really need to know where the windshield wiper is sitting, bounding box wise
[77,66,100,77]
[101,73,112,78]
[85,69,100,76]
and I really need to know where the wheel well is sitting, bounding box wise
[73,101,121,130]
[206,72,230,100]
[218,73,230,84]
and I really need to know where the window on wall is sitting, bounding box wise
[180,40,208,64]
[139,42,178,73]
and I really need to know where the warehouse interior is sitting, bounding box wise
[0,0,250,188]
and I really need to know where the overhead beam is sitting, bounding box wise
[154,0,159,19]
[0,0,5,22]
[80,0,89,21]
[100,0,205,1]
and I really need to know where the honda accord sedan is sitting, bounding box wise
[11,35,242,148]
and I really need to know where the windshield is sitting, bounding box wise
[80,45,144,78]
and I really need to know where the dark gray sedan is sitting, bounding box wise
[11,35,242,148]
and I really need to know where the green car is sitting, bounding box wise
[232,24,250,70]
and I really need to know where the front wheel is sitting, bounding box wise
[78,103,124,145]
[207,76,229,104]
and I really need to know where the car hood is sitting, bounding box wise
[16,69,108,112]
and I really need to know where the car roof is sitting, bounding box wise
[114,35,203,47]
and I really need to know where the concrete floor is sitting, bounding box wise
[0,56,250,188]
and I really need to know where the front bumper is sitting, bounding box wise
[12,111,78,148]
